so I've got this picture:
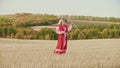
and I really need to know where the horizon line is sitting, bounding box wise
[0,12,120,18]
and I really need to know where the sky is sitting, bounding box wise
[0,0,120,17]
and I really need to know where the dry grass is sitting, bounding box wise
[0,38,120,68]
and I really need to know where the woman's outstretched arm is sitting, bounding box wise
[68,22,73,32]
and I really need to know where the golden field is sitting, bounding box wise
[0,38,120,68]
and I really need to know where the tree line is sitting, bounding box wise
[0,24,120,40]
[59,15,120,22]
[68,24,120,39]
[0,13,58,27]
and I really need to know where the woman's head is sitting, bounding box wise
[57,18,67,25]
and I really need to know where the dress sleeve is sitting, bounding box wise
[68,24,72,32]
[56,26,65,34]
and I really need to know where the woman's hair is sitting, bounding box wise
[62,18,67,22]
[57,18,67,25]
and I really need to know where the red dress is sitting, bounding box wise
[54,25,68,54]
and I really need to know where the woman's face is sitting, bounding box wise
[62,20,67,25]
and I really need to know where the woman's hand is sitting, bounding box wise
[70,22,73,25]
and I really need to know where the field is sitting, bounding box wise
[0,38,120,68]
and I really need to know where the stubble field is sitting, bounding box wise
[0,38,120,68]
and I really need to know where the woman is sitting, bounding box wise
[54,18,73,54]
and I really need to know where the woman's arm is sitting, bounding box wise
[56,27,65,34]
[68,23,73,32]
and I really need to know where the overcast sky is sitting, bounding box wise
[0,0,120,17]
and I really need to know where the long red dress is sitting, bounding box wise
[54,24,72,54]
